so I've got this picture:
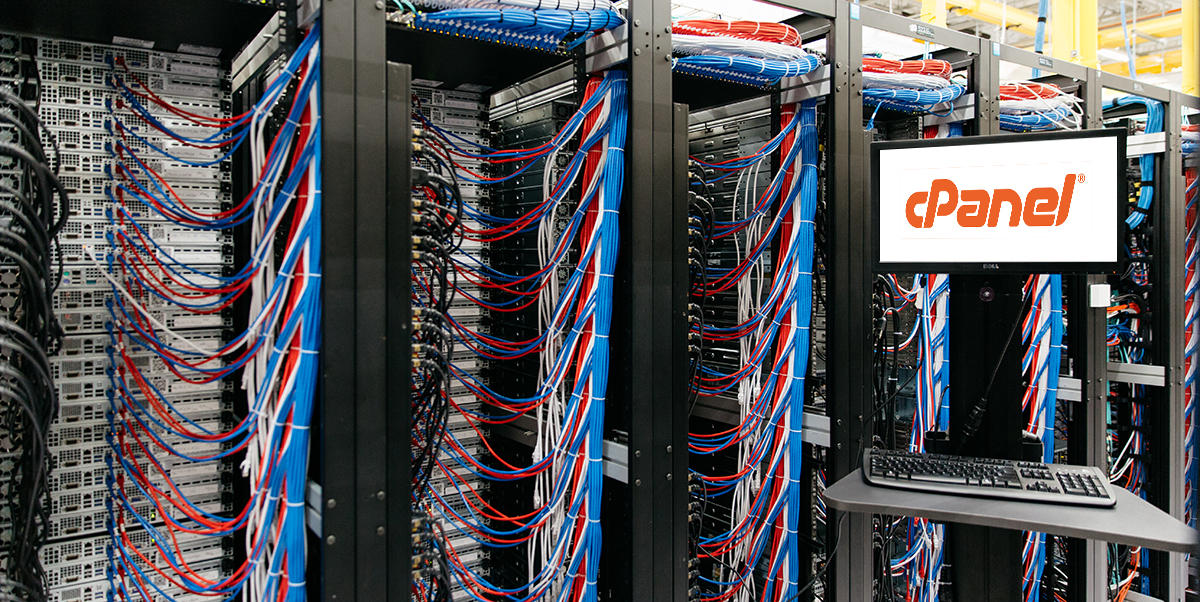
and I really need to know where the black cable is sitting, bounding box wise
[779,511,847,602]
[954,287,1034,455]
[0,87,66,601]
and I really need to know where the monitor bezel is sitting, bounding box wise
[870,128,1127,275]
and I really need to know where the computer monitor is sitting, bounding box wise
[872,129,1126,274]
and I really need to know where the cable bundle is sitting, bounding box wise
[672,34,811,62]
[98,25,321,602]
[0,85,70,601]
[1018,274,1063,602]
[1104,96,1163,230]
[673,20,803,47]
[398,0,624,52]
[671,21,822,87]
[408,70,626,602]
[998,82,1082,132]
[686,100,821,601]
[1183,124,1198,155]
[873,274,949,602]
[1183,171,1197,537]
[1106,292,1149,597]
[863,124,961,601]
[862,57,951,77]
[862,57,964,127]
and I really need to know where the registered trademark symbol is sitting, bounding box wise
[1077,174,1086,183]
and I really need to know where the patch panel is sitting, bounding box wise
[52,238,231,265]
[53,150,228,181]
[53,391,229,433]
[53,219,231,259]
[50,467,230,522]
[36,62,217,95]
[42,530,230,590]
[54,274,226,316]
[55,263,225,292]
[33,39,221,77]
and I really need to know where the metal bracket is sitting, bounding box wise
[1059,376,1082,401]
[603,440,628,483]
[306,479,322,535]
[584,25,628,74]
[1107,362,1166,387]
[921,94,975,126]
[780,64,833,104]
[1127,131,1167,157]
[489,63,575,118]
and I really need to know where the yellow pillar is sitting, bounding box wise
[1077,0,1096,68]
[921,0,947,26]
[1050,0,1096,67]
[1051,0,1076,61]
[1185,0,1198,95]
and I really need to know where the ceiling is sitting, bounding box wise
[857,0,1186,86]
[657,0,1188,89]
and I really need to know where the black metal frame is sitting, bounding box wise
[0,0,1193,599]
[312,1,1199,600]
[316,2,392,602]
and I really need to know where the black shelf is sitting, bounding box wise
[386,24,573,92]
[672,71,774,111]
[0,0,279,61]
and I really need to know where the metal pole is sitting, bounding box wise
[827,3,873,600]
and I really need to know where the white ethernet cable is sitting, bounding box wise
[671,33,811,63]
[862,72,954,91]
[416,0,615,10]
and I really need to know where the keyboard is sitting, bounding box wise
[862,449,1116,508]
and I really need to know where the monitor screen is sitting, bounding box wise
[872,129,1126,274]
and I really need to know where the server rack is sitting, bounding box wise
[674,12,835,599]
[325,2,1200,599]
[0,1,1195,601]
[0,4,308,602]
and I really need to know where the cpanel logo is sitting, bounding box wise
[904,174,1081,229]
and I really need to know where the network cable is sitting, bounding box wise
[392,0,624,52]
[0,84,70,602]
[862,58,964,131]
[99,24,321,602]
[670,20,823,87]
[1103,96,1163,230]
[1019,274,1064,602]
[998,82,1083,132]
[685,99,821,602]
[409,70,626,602]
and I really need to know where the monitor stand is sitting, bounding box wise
[945,274,1026,600]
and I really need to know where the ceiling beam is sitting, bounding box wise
[1097,12,1183,48]
[1186,0,1197,94]
[943,0,1040,36]
[1099,49,1182,75]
